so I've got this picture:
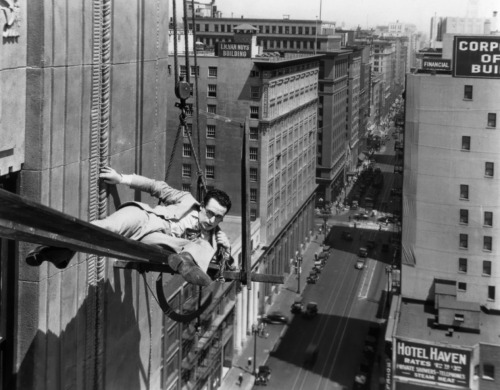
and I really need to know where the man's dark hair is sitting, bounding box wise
[204,189,232,213]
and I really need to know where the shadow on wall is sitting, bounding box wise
[18,274,147,390]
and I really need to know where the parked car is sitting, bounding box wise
[341,231,353,241]
[312,265,323,274]
[291,299,304,314]
[350,200,359,210]
[261,311,289,325]
[358,247,368,258]
[354,213,369,221]
[307,274,319,284]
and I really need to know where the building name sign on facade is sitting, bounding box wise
[422,58,451,71]
[395,339,470,387]
[217,42,251,58]
[453,36,500,78]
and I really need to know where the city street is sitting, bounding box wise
[253,128,401,390]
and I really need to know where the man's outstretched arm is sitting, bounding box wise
[100,166,193,205]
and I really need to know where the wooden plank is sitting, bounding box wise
[0,188,173,264]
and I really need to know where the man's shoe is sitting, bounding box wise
[26,246,74,269]
[168,252,212,287]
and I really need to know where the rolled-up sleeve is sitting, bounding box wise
[129,175,192,205]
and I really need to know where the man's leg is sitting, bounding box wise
[140,233,213,287]
[26,205,151,269]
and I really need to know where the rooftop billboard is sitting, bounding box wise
[453,36,500,78]
[395,338,470,388]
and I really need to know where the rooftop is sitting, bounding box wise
[394,299,500,347]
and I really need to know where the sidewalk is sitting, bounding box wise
[220,230,326,390]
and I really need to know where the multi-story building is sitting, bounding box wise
[165,26,319,387]
[387,34,500,390]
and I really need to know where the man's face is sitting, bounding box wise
[199,198,227,231]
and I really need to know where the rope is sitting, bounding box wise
[182,0,190,84]
[172,0,179,83]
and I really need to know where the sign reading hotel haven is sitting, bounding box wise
[453,36,500,78]
[395,339,470,387]
[217,42,251,58]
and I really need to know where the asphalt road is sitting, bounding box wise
[258,130,401,390]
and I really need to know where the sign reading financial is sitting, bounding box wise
[395,339,470,387]
[217,42,251,58]
[422,58,451,71]
[453,36,500,78]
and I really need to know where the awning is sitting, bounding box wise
[358,152,366,161]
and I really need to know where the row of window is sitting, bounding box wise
[459,209,493,226]
[458,258,492,275]
[179,65,218,78]
[456,280,496,301]
[459,234,492,251]
[182,164,215,179]
[184,103,260,119]
[195,23,318,36]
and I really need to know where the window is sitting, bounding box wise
[483,364,495,380]
[454,313,465,322]
[208,66,217,78]
[250,147,258,161]
[461,136,470,151]
[483,236,492,251]
[251,86,260,100]
[458,258,467,273]
[206,165,215,179]
[250,188,257,202]
[180,65,187,77]
[249,127,259,140]
[250,168,258,181]
[186,103,193,116]
[458,282,467,291]
[182,183,191,192]
[250,209,257,221]
[459,209,468,224]
[487,113,497,127]
[190,66,199,76]
[205,24,209,32]
[459,234,468,249]
[485,162,494,177]
[484,211,493,227]
[182,164,191,177]
[207,125,216,138]
[206,145,215,159]
[183,143,192,157]
[460,184,469,200]
[488,286,496,300]
[483,260,492,276]
[250,106,259,119]
[207,104,217,114]
[208,84,217,97]
[184,124,192,137]
[464,85,473,100]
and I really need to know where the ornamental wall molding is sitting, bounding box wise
[1,0,21,39]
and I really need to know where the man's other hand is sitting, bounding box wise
[100,166,122,185]
[216,231,230,249]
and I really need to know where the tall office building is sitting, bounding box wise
[387,34,500,390]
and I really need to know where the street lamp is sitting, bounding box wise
[251,323,259,376]
[296,254,303,294]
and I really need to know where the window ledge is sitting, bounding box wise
[486,126,496,129]
[481,273,491,277]
[459,198,470,201]
[461,149,470,152]
[484,175,494,179]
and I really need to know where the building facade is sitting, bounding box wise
[387,34,500,390]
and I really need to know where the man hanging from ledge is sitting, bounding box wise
[26,166,233,287]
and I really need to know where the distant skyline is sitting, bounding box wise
[209,0,499,33]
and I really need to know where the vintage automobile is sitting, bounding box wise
[261,311,289,325]
[303,302,318,319]
[355,258,366,270]
[304,343,319,368]
[358,247,368,258]
[255,365,271,386]
[306,273,319,284]
[291,299,304,314]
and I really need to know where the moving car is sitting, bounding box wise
[255,365,271,386]
[303,302,318,318]
[354,213,369,221]
[355,258,366,270]
[358,247,368,258]
[341,231,353,241]
[261,311,288,325]
[291,299,304,314]
[367,240,376,250]
[304,343,319,368]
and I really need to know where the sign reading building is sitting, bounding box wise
[453,36,500,78]
[395,339,470,388]
[216,42,251,58]
[422,58,451,71]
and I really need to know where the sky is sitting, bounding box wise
[210,0,499,34]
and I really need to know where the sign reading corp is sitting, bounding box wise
[453,36,500,78]
[395,339,470,388]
